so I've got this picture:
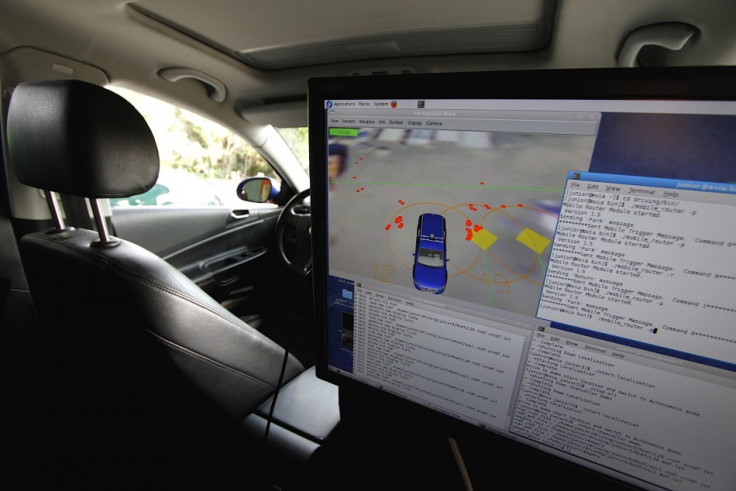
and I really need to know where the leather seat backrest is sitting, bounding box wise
[6,80,304,484]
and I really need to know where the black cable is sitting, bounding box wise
[263,267,313,443]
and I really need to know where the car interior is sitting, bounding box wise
[1,1,735,490]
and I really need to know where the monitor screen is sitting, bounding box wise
[308,67,736,491]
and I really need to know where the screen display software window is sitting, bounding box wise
[321,97,736,491]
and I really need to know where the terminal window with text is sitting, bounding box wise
[311,71,736,491]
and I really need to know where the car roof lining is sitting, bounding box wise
[129,0,557,71]
[1,1,736,175]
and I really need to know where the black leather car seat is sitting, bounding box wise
[6,80,309,487]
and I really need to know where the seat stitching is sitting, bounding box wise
[30,232,263,338]
[148,330,275,391]
[27,232,288,383]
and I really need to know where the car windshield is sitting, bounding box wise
[417,247,444,268]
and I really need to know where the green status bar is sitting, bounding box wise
[329,128,359,137]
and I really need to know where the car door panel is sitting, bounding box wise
[113,206,235,256]
[111,206,283,316]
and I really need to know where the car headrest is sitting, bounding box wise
[7,80,159,198]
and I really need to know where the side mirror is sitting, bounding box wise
[237,177,279,203]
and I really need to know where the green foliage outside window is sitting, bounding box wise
[110,86,277,181]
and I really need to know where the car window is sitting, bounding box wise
[107,86,280,208]
[417,247,444,267]
[276,127,309,174]
[109,168,224,207]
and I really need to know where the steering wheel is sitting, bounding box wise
[276,188,312,276]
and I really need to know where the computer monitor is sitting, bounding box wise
[308,67,736,491]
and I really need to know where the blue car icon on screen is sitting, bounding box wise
[413,213,448,294]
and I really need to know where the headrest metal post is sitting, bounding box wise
[89,198,119,247]
[45,190,65,230]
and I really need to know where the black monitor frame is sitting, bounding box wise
[307,66,736,489]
